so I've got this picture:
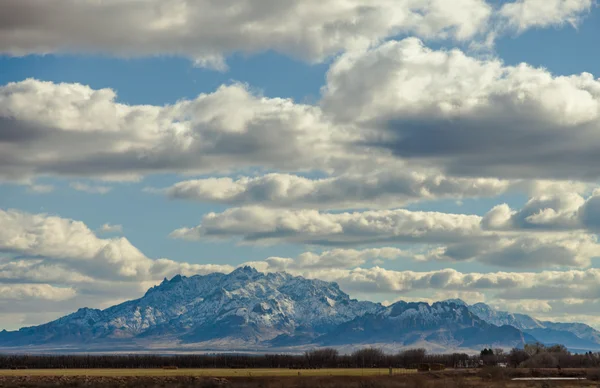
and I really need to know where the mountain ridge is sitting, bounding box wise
[459,300,600,350]
[1,268,599,353]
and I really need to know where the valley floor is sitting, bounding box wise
[0,368,417,377]
[0,374,597,388]
[0,369,599,387]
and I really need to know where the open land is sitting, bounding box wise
[1,368,599,387]
[0,368,416,377]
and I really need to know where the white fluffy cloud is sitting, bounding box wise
[0,79,347,182]
[4,64,600,187]
[157,172,512,210]
[171,205,600,268]
[0,0,590,69]
[170,206,483,245]
[0,78,532,208]
[322,38,600,181]
[156,173,590,211]
[260,248,412,271]
[0,284,76,301]
[0,0,492,69]
[0,258,94,284]
[482,191,600,232]
[239,261,600,299]
[0,208,233,281]
[498,0,592,32]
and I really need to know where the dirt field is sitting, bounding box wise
[0,373,597,387]
[0,368,416,377]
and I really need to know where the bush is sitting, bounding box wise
[520,353,557,368]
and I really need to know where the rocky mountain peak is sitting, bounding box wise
[2,270,600,353]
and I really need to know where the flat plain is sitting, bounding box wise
[0,368,599,387]
[0,368,416,377]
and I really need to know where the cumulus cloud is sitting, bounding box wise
[0,208,233,281]
[4,66,600,189]
[482,191,600,232]
[322,38,600,181]
[170,206,483,245]
[498,0,593,32]
[492,299,553,314]
[171,205,600,268]
[237,264,547,295]
[0,0,591,69]
[156,172,512,210]
[0,258,94,285]
[0,284,76,301]
[0,79,349,182]
[0,78,526,207]
[0,0,493,69]
[260,248,412,271]
[421,233,599,269]
[156,173,590,211]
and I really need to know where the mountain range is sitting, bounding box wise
[1,267,599,353]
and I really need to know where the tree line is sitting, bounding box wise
[2,344,600,369]
[0,348,469,369]
[479,343,600,368]
[506,343,600,368]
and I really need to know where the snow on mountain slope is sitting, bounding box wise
[0,267,381,347]
[465,302,600,350]
[467,303,545,331]
[3,269,599,352]
[319,301,534,349]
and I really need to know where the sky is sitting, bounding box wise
[1,0,600,331]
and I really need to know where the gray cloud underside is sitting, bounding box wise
[157,172,512,210]
[0,0,592,69]
[171,204,600,269]
[4,35,600,186]
[0,80,347,182]
[483,191,600,232]
[322,38,600,181]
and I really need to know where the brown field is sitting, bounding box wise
[0,368,599,387]
[0,368,416,377]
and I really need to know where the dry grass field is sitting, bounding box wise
[0,367,416,377]
[0,368,599,387]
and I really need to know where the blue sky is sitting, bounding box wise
[2,0,600,330]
